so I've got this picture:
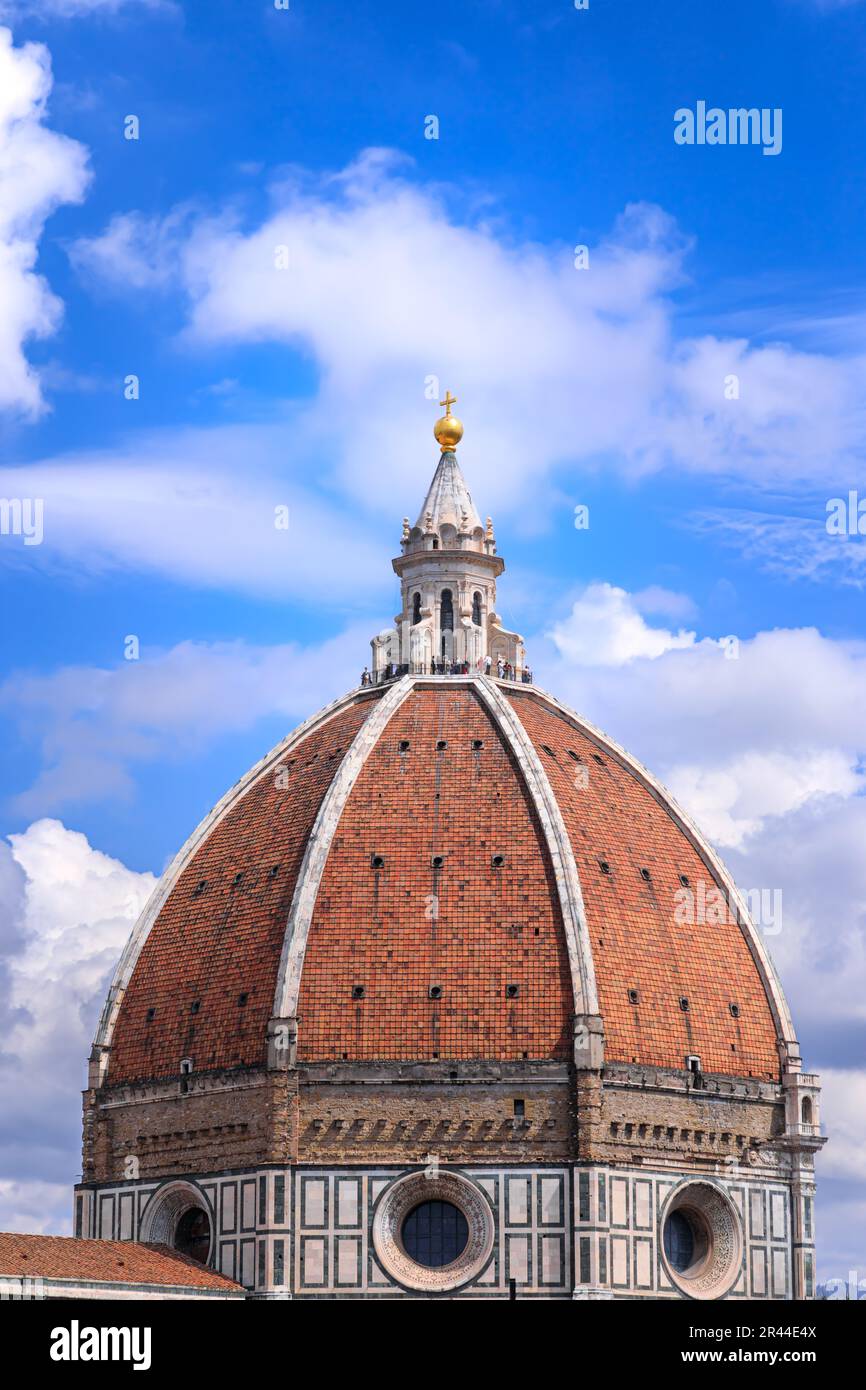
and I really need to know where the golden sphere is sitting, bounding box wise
[434,412,464,451]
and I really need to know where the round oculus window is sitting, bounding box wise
[401,1200,469,1269]
[371,1170,495,1293]
[659,1182,742,1300]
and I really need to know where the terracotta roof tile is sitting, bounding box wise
[0,1232,243,1290]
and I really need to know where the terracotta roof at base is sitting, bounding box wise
[0,1232,243,1291]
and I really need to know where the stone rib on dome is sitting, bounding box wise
[97,676,791,1087]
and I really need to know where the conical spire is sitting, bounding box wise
[414,450,483,534]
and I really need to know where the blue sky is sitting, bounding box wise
[0,0,864,1289]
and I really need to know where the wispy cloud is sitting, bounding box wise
[690,507,866,587]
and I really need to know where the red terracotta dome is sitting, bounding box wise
[98,677,791,1088]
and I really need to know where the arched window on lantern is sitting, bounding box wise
[440,589,454,632]
[412,592,421,624]
[472,591,482,626]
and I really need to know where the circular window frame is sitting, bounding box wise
[371,1170,495,1294]
[659,1180,742,1300]
[139,1179,215,1266]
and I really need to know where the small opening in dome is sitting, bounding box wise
[540,744,555,758]
[192,879,207,898]
[431,854,445,869]
[679,996,690,1012]
[232,871,244,887]
[628,988,640,1005]
[399,739,410,752]
[352,985,365,1000]
[428,984,442,1000]
[686,1054,702,1075]
[472,739,484,750]
[269,865,280,879]
[599,859,611,876]
[341,1052,348,1060]
[567,749,582,762]
[146,1007,156,1023]
[505,983,519,999]
[679,873,690,887]
[729,1002,740,1019]
[592,753,605,766]
[237,992,248,1007]
[492,853,505,868]
[436,739,447,751]
[190,1000,200,1015]
[370,853,385,869]
[640,867,652,882]
[521,1050,529,1059]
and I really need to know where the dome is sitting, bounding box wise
[99,676,788,1085]
[83,401,820,1307]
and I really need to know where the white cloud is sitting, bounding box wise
[631,585,698,621]
[70,205,195,290]
[813,1071,866,1183]
[0,0,169,17]
[539,620,866,833]
[666,749,859,848]
[0,429,387,601]
[0,626,370,814]
[69,151,866,506]
[547,582,697,667]
[0,27,90,416]
[0,820,155,1214]
[691,507,866,588]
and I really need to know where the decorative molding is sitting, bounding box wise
[513,682,799,1059]
[474,676,600,1024]
[272,677,415,1024]
[371,1169,495,1294]
[89,686,381,1084]
[139,1178,214,1265]
[658,1178,743,1301]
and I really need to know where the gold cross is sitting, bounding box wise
[439,390,457,416]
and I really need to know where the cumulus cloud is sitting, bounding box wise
[537,584,866,1115]
[547,582,697,666]
[68,150,866,510]
[541,618,866,839]
[0,820,155,1228]
[0,27,90,416]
